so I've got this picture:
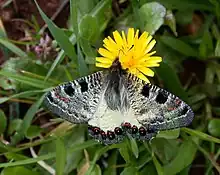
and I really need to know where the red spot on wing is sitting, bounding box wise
[54,91,70,102]
[168,107,176,111]
[175,99,181,105]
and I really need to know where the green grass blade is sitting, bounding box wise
[44,50,65,81]
[0,140,98,168]
[182,127,220,144]
[0,38,28,58]
[70,0,79,36]
[160,36,198,57]
[0,89,50,104]
[34,0,77,63]
[56,138,66,175]
[0,71,52,89]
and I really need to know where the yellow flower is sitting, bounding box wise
[96,28,162,82]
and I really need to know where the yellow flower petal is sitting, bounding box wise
[103,38,118,51]
[136,71,150,82]
[95,28,162,82]
[145,51,156,57]
[145,39,156,54]
[145,63,160,67]
[127,28,135,47]
[122,31,127,46]
[139,32,148,41]
[98,48,115,59]
[145,35,153,46]
[138,67,154,77]
[113,30,123,46]
[108,36,118,46]
[148,56,162,62]
[96,57,113,64]
[96,62,111,68]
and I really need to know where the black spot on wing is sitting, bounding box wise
[141,84,150,97]
[180,106,189,116]
[156,91,168,104]
[47,92,54,103]
[78,79,88,92]
[64,83,75,96]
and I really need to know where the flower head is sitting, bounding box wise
[96,28,162,82]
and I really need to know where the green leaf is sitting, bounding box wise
[90,0,112,32]
[63,126,85,174]
[140,162,157,175]
[5,152,28,162]
[77,44,89,76]
[151,138,179,164]
[86,143,123,174]
[182,127,220,144]
[1,166,40,175]
[157,128,180,139]
[205,64,215,84]
[164,10,177,36]
[103,150,117,175]
[0,38,28,58]
[215,39,220,56]
[0,109,7,134]
[129,136,139,158]
[160,36,198,57]
[11,94,45,144]
[56,138,66,175]
[80,38,96,64]
[25,125,42,139]
[120,167,137,175]
[208,119,220,137]
[163,137,197,175]
[79,15,98,41]
[156,62,188,101]
[34,0,77,63]
[144,0,213,11]
[8,119,22,136]
[119,146,130,163]
[152,154,164,175]
[90,164,102,175]
[199,30,213,58]
[139,2,166,34]
[0,23,10,58]
[188,93,206,104]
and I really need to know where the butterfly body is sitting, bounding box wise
[44,60,194,145]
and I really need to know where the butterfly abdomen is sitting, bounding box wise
[104,61,130,111]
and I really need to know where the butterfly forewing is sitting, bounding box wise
[44,71,104,123]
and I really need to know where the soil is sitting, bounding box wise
[0,0,69,64]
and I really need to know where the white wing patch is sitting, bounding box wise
[88,90,141,132]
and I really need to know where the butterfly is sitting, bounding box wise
[44,58,194,145]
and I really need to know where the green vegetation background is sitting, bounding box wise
[0,0,220,174]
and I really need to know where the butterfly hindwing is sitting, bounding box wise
[44,71,104,124]
[126,73,194,134]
